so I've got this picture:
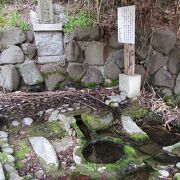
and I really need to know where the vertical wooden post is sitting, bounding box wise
[124,43,135,76]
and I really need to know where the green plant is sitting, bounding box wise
[19,21,30,31]
[64,10,95,33]
[0,152,8,164]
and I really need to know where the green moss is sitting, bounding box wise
[124,145,136,157]
[42,71,66,80]
[130,133,149,141]
[103,79,119,87]
[122,102,149,120]
[27,121,66,139]
[86,82,98,88]
[15,161,25,170]
[0,152,8,164]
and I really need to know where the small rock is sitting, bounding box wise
[9,172,22,180]
[37,111,44,117]
[22,117,33,126]
[158,170,169,178]
[11,121,20,127]
[57,107,63,110]
[62,104,69,108]
[0,162,5,180]
[176,162,180,169]
[67,108,74,112]
[2,147,14,154]
[35,169,45,179]
[7,154,15,163]
[68,128,73,136]
[173,173,180,180]
[46,108,54,114]
[109,102,119,108]
[0,131,8,138]
[61,109,67,113]
[4,164,15,173]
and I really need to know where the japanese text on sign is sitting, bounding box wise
[118,5,135,44]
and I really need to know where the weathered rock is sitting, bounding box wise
[158,170,169,178]
[168,47,180,75]
[161,88,173,97]
[26,30,34,43]
[4,164,15,173]
[121,116,147,135]
[65,41,84,62]
[0,45,24,64]
[76,41,90,51]
[82,67,104,86]
[0,162,5,180]
[135,64,147,85]
[1,28,26,48]
[89,26,104,41]
[41,63,66,90]
[58,13,68,25]
[51,136,74,153]
[11,121,20,127]
[53,3,64,14]
[108,32,123,49]
[22,117,33,126]
[106,49,124,69]
[85,41,105,65]
[0,65,20,91]
[0,131,8,138]
[35,169,45,179]
[81,112,114,130]
[29,137,59,171]
[30,10,39,25]
[154,68,175,89]
[73,27,90,41]
[104,61,121,80]
[174,74,180,95]
[7,154,15,163]
[146,51,167,75]
[9,172,23,180]
[21,43,37,59]
[163,142,180,157]
[152,29,176,55]
[19,61,44,86]
[2,147,14,154]
[68,63,87,81]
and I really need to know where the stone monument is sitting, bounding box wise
[31,0,64,64]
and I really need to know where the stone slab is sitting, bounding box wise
[38,0,53,24]
[34,32,64,56]
[33,23,62,31]
[119,74,141,98]
[37,55,65,64]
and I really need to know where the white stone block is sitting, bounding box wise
[33,24,63,32]
[119,74,141,98]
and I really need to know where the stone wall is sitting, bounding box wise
[0,11,179,97]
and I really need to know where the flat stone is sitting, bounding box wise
[29,137,59,170]
[33,23,62,31]
[22,117,33,126]
[121,116,147,135]
[38,55,65,64]
[85,41,105,65]
[0,65,20,91]
[0,131,8,138]
[19,61,44,86]
[34,32,64,57]
[81,112,114,130]
[163,142,180,157]
[51,136,74,153]
[0,162,5,180]
[0,45,24,64]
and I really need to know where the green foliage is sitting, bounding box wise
[64,10,95,33]
[0,152,8,164]
[124,145,136,157]
[15,161,25,170]
[130,133,149,141]
[103,79,119,87]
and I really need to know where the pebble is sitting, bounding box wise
[22,117,33,126]
[61,109,67,113]
[158,170,169,178]
[67,108,74,112]
[2,147,14,154]
[7,154,15,163]
[11,121,20,127]
[62,104,69,108]
[0,131,8,138]
[58,107,63,110]
[35,169,45,179]
[176,162,180,169]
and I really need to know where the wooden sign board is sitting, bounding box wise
[118,5,135,44]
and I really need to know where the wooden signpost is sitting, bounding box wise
[118,5,135,76]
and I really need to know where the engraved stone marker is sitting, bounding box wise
[38,0,53,24]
